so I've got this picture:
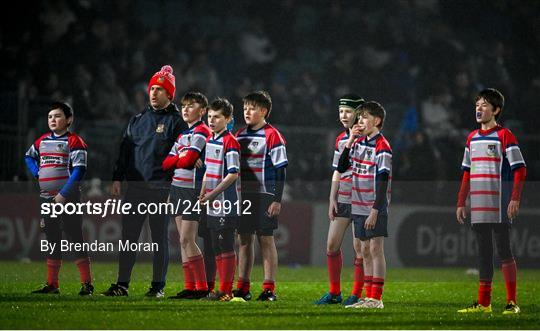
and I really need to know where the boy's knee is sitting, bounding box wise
[238,233,254,246]
[497,246,513,260]
[258,235,276,250]
[179,235,191,249]
[362,250,371,260]
[370,247,383,258]
[327,240,340,253]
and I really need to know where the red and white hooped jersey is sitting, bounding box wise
[235,124,288,195]
[332,131,353,204]
[25,132,87,198]
[349,133,392,216]
[168,121,211,188]
[461,125,526,224]
[204,130,241,217]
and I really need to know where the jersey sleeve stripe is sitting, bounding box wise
[376,151,392,156]
[274,160,288,168]
[510,162,526,170]
[377,168,391,174]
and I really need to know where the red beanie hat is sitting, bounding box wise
[148,65,176,100]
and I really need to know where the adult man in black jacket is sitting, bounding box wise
[103,65,186,297]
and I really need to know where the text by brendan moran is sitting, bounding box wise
[40,240,158,255]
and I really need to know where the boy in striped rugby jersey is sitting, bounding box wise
[162,92,213,299]
[199,98,241,301]
[456,88,525,315]
[234,91,288,302]
[316,94,367,306]
[337,101,392,309]
[25,102,93,296]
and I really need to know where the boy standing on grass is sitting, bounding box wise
[234,91,288,301]
[337,101,392,309]
[25,102,93,295]
[316,94,366,306]
[199,98,241,301]
[456,88,525,314]
[162,92,213,299]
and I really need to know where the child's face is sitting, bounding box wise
[149,85,170,109]
[243,103,267,127]
[358,112,380,136]
[208,109,229,133]
[48,109,70,133]
[181,100,206,124]
[475,97,498,124]
[339,106,356,129]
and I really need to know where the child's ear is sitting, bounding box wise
[67,117,73,126]
[494,107,502,117]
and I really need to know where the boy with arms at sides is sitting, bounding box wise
[234,91,288,301]
[317,94,367,306]
[337,101,392,309]
[199,98,241,301]
[25,102,93,295]
[456,88,525,314]
[162,92,213,299]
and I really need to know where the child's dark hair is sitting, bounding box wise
[243,91,272,118]
[209,97,234,118]
[359,101,386,129]
[476,88,504,119]
[181,91,208,108]
[49,101,73,119]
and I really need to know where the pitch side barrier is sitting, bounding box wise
[0,181,538,268]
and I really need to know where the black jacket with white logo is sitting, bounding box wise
[112,103,186,188]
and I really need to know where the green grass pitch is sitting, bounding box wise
[0,261,538,329]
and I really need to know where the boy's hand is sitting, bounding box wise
[364,209,379,230]
[53,193,66,204]
[199,193,207,203]
[346,125,362,148]
[328,199,338,222]
[200,191,215,204]
[195,159,203,168]
[111,181,122,197]
[350,124,362,137]
[456,206,467,224]
[507,200,520,221]
[267,202,281,218]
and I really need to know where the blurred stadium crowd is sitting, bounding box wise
[1,0,539,200]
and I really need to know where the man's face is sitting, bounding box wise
[475,97,498,124]
[181,100,206,125]
[149,85,170,109]
[243,103,267,127]
[48,109,70,133]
